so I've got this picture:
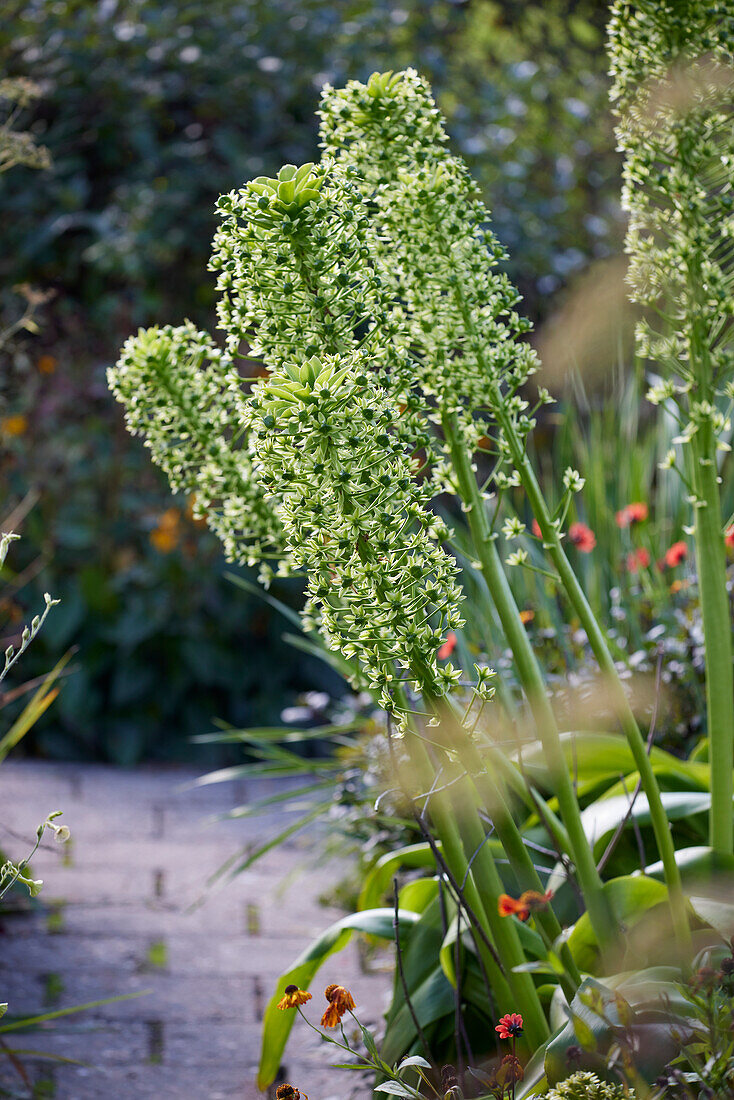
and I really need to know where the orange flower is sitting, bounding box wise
[498,889,552,922]
[568,522,596,553]
[626,547,650,573]
[37,354,57,375]
[149,508,181,553]
[725,525,734,549]
[663,540,687,568]
[2,414,28,437]
[531,518,542,538]
[277,984,312,1011]
[150,526,178,553]
[276,1085,308,1100]
[320,983,355,1028]
[437,631,457,660]
[616,502,648,527]
[519,609,534,625]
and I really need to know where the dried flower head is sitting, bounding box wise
[275,1084,308,1100]
[320,983,356,1028]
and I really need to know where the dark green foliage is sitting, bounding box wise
[0,0,622,761]
[0,355,341,762]
[0,0,619,323]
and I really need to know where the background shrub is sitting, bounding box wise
[0,0,623,761]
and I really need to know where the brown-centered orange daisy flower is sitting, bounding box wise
[320,983,355,1028]
[276,1084,308,1100]
[277,984,312,1011]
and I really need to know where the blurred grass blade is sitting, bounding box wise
[207,801,328,886]
[0,651,73,764]
[0,991,150,1034]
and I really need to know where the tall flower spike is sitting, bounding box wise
[250,353,464,716]
[319,70,542,453]
[609,2,734,862]
[608,2,734,391]
[109,323,287,576]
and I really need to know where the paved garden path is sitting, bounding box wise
[0,762,391,1099]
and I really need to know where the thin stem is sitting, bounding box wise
[492,394,691,950]
[442,410,619,958]
[393,879,436,1069]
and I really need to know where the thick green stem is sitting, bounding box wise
[686,252,734,857]
[426,693,580,996]
[405,729,549,1048]
[691,421,734,854]
[443,411,619,957]
[492,396,691,950]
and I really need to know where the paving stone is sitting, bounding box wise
[0,762,391,1098]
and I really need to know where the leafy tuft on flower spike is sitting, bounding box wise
[250,353,464,715]
[211,160,401,373]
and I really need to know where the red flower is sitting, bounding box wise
[616,502,649,528]
[568,522,596,553]
[495,1013,524,1040]
[725,526,734,549]
[663,540,687,568]
[531,519,542,538]
[626,547,650,573]
[437,631,457,660]
[498,890,552,922]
